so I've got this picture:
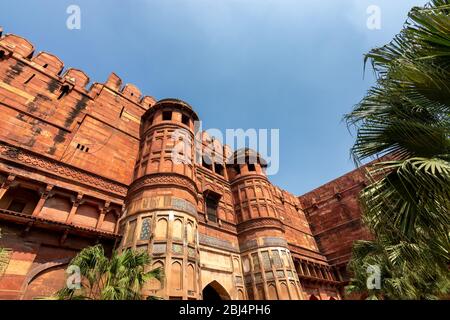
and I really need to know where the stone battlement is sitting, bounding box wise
[0,30,156,109]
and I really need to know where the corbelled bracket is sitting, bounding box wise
[21,221,34,237]
[60,229,69,245]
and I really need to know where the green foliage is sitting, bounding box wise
[344,0,450,299]
[56,244,163,300]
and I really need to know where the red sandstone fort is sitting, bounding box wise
[0,30,372,300]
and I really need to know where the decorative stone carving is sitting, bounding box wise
[0,142,127,195]
[262,237,288,248]
[199,234,238,253]
[236,217,284,234]
[127,195,197,218]
[128,173,198,198]
[70,193,84,207]
[239,239,258,252]
[39,184,54,199]
[1,173,15,188]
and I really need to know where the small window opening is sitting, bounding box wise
[181,114,190,126]
[202,156,212,171]
[42,63,48,68]
[7,200,27,213]
[214,163,224,176]
[248,163,256,172]
[162,111,172,121]
[0,50,5,59]
[205,195,219,223]
[76,143,89,153]
[24,74,35,84]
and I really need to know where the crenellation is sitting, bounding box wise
[31,52,64,75]
[0,34,35,58]
[121,83,142,103]
[63,68,89,89]
[104,72,122,91]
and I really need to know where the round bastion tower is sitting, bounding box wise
[228,149,303,300]
[118,99,201,300]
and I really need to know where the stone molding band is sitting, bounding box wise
[199,234,239,253]
[0,141,128,196]
[128,172,199,199]
[239,236,288,252]
[126,195,198,219]
[236,216,285,234]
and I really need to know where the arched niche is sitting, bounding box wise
[268,284,278,300]
[172,219,183,239]
[155,218,168,239]
[186,264,196,292]
[170,261,183,290]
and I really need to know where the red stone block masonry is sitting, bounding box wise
[0,29,372,300]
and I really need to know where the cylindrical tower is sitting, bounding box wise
[228,149,303,300]
[119,99,201,300]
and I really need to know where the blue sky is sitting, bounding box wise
[0,0,428,195]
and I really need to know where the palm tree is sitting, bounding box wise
[344,0,450,299]
[56,244,163,300]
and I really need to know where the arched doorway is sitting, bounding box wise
[21,258,71,300]
[202,281,231,301]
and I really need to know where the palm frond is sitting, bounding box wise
[345,0,450,300]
